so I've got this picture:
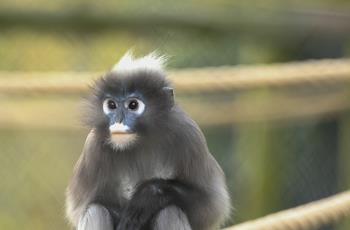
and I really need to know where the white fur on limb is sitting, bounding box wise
[78,204,113,230]
[153,206,192,230]
[112,51,167,75]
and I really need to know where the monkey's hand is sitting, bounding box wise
[116,179,185,230]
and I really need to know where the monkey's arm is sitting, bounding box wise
[116,178,203,230]
[66,130,125,229]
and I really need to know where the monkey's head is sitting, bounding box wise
[84,52,174,150]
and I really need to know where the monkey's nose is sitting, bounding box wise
[109,123,131,134]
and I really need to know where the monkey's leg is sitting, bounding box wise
[153,206,191,230]
[77,204,114,230]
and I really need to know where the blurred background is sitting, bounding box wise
[1,1,350,230]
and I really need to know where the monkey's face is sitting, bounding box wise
[102,93,146,150]
[86,71,174,150]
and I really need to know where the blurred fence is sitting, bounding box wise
[2,58,350,128]
[2,1,350,230]
[1,59,350,230]
[226,190,350,230]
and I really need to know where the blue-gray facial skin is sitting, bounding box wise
[103,93,146,135]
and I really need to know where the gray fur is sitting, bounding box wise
[66,64,231,230]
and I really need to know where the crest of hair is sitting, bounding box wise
[112,50,167,74]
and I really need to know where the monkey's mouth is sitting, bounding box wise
[109,123,133,136]
[111,131,134,136]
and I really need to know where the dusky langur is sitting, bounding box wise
[65,52,231,230]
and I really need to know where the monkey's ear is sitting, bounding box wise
[162,87,174,108]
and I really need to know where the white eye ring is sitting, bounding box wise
[125,98,145,115]
[103,99,117,114]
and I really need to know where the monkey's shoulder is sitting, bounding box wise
[166,108,208,152]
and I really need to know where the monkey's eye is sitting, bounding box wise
[125,98,145,115]
[128,100,138,110]
[103,99,117,114]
